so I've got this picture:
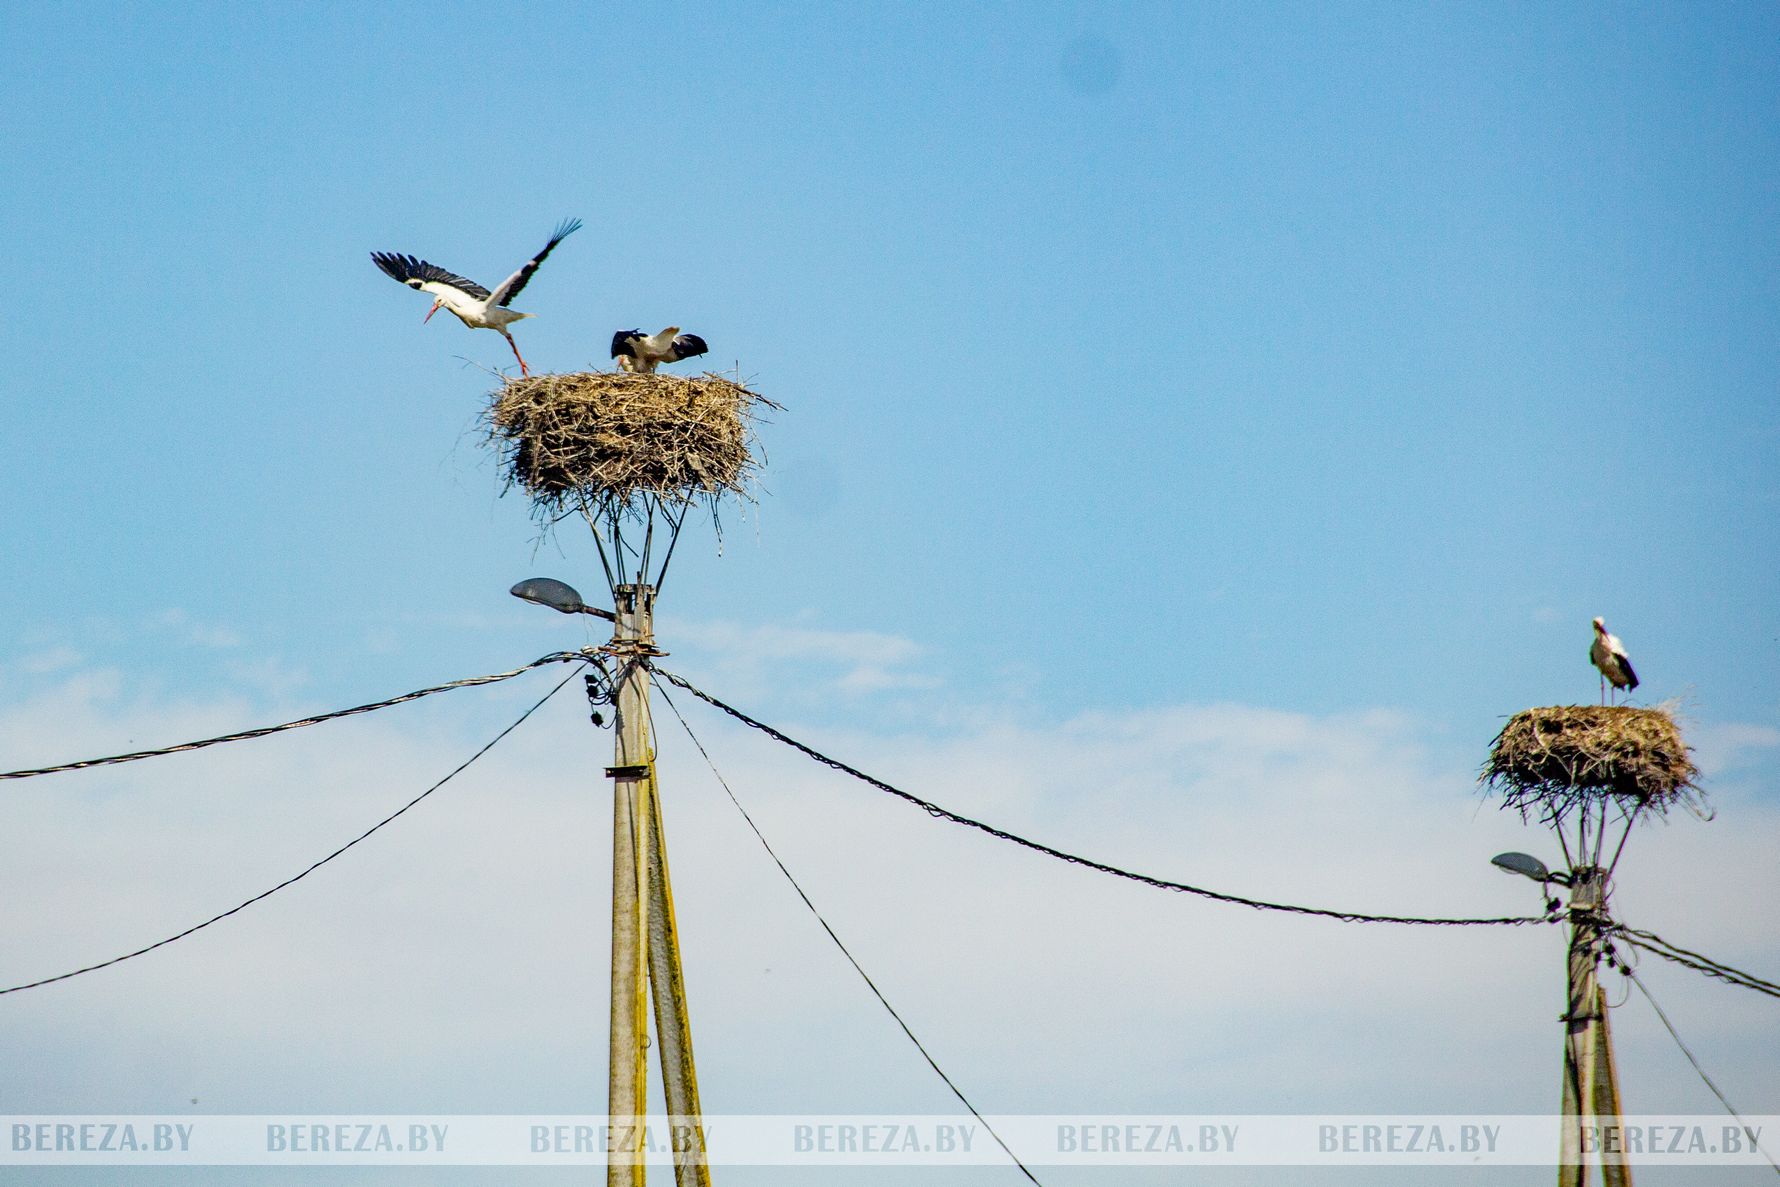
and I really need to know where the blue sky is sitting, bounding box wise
[1,3,1777,1184]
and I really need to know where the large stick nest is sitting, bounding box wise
[1481,705,1703,822]
[486,371,775,522]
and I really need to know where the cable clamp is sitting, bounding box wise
[606,763,651,780]
[602,640,667,658]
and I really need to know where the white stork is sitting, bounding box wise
[611,327,709,374]
[1589,617,1639,704]
[371,218,582,376]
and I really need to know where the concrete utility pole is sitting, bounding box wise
[1558,865,1630,1187]
[607,583,711,1187]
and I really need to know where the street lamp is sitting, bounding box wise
[509,577,616,621]
[510,578,615,726]
[1491,851,1571,888]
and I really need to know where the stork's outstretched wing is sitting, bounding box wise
[667,333,709,362]
[370,252,492,301]
[611,329,643,359]
[491,218,583,308]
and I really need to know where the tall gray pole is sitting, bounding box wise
[1558,865,1630,1187]
[608,584,654,1187]
[1560,866,1601,1187]
[605,582,714,1186]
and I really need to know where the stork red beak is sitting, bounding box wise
[423,302,441,324]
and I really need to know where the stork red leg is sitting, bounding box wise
[504,331,530,377]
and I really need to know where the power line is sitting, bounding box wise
[0,669,580,996]
[0,651,589,783]
[1613,958,1780,1176]
[1615,926,1780,1001]
[651,667,1556,929]
[655,683,1043,1186]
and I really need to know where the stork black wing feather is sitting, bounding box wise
[370,252,491,300]
[668,333,709,362]
[496,217,584,307]
[1620,657,1639,691]
[612,329,642,358]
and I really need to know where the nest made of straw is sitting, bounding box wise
[487,370,773,520]
[1481,705,1702,821]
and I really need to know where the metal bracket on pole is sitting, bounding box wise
[602,639,667,660]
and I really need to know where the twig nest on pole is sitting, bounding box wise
[1481,705,1702,821]
[487,371,773,521]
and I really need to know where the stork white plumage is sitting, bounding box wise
[371,218,582,376]
[1589,616,1639,704]
[611,327,709,374]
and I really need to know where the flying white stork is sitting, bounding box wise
[1589,617,1639,704]
[371,218,582,376]
[611,327,709,374]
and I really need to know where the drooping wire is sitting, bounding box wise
[1612,955,1780,1176]
[0,652,587,783]
[1615,927,1780,1000]
[655,683,1043,1186]
[0,668,582,996]
[650,667,1555,928]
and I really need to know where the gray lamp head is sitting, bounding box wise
[510,577,587,615]
[1490,852,1552,883]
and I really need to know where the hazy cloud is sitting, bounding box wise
[666,619,939,702]
[1,653,1775,1186]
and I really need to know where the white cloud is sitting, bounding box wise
[1690,720,1780,774]
[153,608,245,650]
[0,652,1775,1186]
[673,621,924,668]
[221,655,312,699]
[15,646,83,675]
[665,619,937,702]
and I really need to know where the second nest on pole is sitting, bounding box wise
[486,370,775,524]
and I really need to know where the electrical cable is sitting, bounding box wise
[655,683,1043,1185]
[0,668,580,996]
[1615,959,1780,1176]
[1615,927,1780,1001]
[651,667,1555,928]
[0,652,588,783]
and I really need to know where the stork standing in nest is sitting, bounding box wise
[371,218,582,376]
[1590,617,1639,704]
[612,327,709,373]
